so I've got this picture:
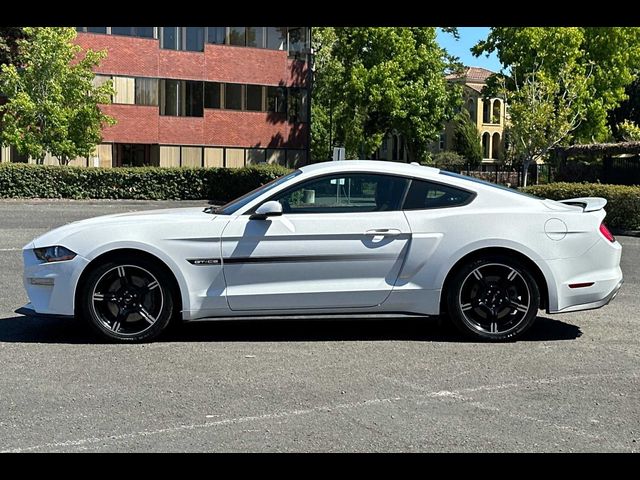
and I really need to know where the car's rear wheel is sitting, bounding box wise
[79,256,175,342]
[446,255,540,341]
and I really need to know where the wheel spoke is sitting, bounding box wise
[117,266,128,286]
[138,307,157,325]
[509,300,529,313]
[93,293,105,301]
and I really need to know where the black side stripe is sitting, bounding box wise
[222,254,399,264]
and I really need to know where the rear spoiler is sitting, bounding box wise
[558,197,607,212]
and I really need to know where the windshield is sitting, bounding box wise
[210,170,302,215]
[439,171,541,199]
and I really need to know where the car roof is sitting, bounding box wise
[299,160,440,179]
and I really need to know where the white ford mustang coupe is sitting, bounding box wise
[18,160,623,342]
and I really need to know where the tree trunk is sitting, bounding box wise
[522,157,532,187]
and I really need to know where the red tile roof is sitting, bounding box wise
[446,66,495,83]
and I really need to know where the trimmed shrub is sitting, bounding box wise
[0,163,292,202]
[523,182,640,230]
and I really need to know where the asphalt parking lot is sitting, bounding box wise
[0,199,638,452]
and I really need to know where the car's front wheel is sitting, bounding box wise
[446,255,540,341]
[79,256,176,342]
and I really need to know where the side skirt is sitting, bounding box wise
[186,312,433,322]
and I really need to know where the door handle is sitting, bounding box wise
[365,229,402,236]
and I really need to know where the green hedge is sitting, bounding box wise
[523,182,640,230]
[0,163,292,201]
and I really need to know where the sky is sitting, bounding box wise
[436,27,502,73]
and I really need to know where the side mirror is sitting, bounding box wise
[250,200,283,220]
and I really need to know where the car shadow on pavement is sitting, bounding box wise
[0,314,581,344]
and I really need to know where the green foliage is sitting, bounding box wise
[311,27,460,162]
[422,151,466,171]
[0,27,115,164]
[616,120,640,142]
[0,164,292,201]
[497,64,588,186]
[522,182,640,230]
[452,110,482,168]
[473,27,640,143]
[0,27,27,66]
[609,77,640,140]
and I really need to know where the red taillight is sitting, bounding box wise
[599,223,615,243]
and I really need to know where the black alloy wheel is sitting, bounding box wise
[79,256,176,342]
[446,255,540,341]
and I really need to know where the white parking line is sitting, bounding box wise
[0,248,20,252]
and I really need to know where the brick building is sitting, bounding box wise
[0,27,311,168]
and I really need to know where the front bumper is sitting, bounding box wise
[22,246,89,317]
[552,278,624,313]
[15,303,74,319]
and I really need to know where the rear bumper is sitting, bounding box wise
[550,278,623,314]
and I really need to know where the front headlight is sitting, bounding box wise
[33,246,77,263]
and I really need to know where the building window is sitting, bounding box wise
[266,86,286,113]
[246,27,264,48]
[492,132,501,160]
[228,27,246,46]
[225,83,243,110]
[161,27,204,52]
[114,144,153,167]
[492,99,501,124]
[161,27,178,49]
[246,85,263,111]
[288,27,309,57]
[482,132,490,159]
[207,27,226,45]
[288,88,308,122]
[113,76,135,104]
[87,27,107,34]
[204,82,222,109]
[111,27,154,38]
[185,81,203,116]
[135,77,159,106]
[160,79,203,117]
[161,79,180,115]
[266,27,286,50]
[185,27,205,52]
[439,133,446,151]
[483,100,491,124]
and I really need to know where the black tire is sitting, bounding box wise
[446,254,540,341]
[78,255,176,343]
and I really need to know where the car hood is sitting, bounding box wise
[26,207,218,249]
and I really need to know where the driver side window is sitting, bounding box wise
[270,174,409,214]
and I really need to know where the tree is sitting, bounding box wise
[0,27,115,164]
[473,27,640,142]
[499,65,588,187]
[311,27,460,162]
[0,27,27,67]
[608,77,640,141]
[616,120,640,141]
[452,110,482,168]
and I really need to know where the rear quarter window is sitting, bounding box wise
[403,179,474,210]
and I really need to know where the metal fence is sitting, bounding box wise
[451,163,555,187]
[602,156,640,186]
